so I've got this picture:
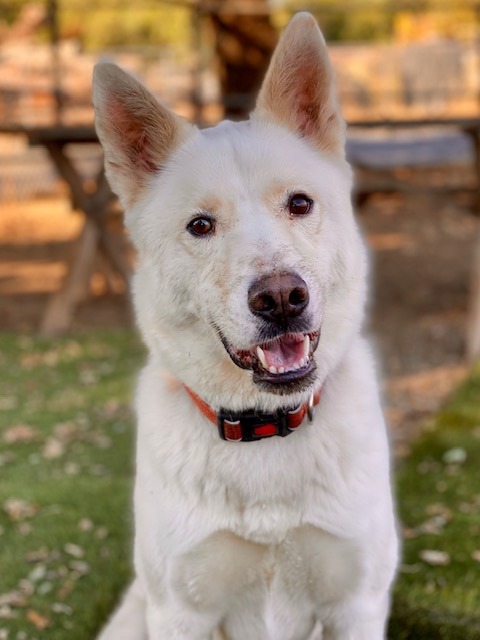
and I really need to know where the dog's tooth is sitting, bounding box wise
[278,367,285,374]
[269,365,278,374]
[256,346,268,370]
[303,334,310,358]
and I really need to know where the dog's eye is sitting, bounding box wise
[288,194,312,216]
[187,216,215,237]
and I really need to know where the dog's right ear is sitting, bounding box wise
[93,63,194,208]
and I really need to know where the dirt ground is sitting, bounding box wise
[0,169,478,452]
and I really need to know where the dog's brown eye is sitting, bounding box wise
[288,194,312,216]
[187,216,215,237]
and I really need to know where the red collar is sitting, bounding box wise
[184,386,322,442]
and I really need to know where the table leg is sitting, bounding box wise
[39,143,132,335]
[39,218,100,336]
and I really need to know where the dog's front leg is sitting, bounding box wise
[146,601,220,640]
[322,594,390,640]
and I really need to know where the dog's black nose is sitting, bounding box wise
[248,273,309,327]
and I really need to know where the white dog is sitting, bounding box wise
[93,12,398,640]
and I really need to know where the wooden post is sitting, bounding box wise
[466,127,480,360]
[46,0,62,123]
[209,0,277,119]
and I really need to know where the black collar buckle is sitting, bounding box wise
[217,406,298,443]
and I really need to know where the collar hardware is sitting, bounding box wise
[307,391,316,422]
[185,385,321,443]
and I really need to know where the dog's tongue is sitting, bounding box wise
[257,334,309,372]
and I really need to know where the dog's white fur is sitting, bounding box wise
[93,13,398,640]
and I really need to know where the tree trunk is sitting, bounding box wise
[209,0,277,119]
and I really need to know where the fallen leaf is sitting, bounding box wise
[57,580,74,600]
[25,548,49,563]
[78,518,93,532]
[18,580,34,597]
[42,438,65,460]
[37,582,53,595]
[64,543,83,558]
[425,504,452,519]
[3,425,38,444]
[64,462,80,475]
[69,560,90,575]
[19,352,42,369]
[79,369,97,385]
[27,565,46,583]
[92,433,112,449]
[0,605,15,620]
[52,603,73,615]
[0,591,27,608]
[3,499,38,522]
[442,447,467,465]
[95,527,109,540]
[16,522,33,536]
[419,550,450,566]
[472,550,480,562]
[0,453,15,467]
[53,422,78,441]
[27,609,50,629]
[0,396,17,410]
[419,515,448,535]
[459,502,477,513]
[400,563,422,574]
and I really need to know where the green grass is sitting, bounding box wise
[0,331,144,639]
[389,364,480,639]
[1,331,480,638]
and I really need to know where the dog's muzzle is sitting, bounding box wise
[216,272,320,393]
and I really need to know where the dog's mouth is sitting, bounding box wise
[220,329,320,391]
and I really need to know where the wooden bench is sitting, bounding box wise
[348,117,480,210]
[349,117,480,359]
[3,117,480,358]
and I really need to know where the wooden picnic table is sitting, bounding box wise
[3,118,480,357]
[348,117,480,209]
[347,117,480,359]
[0,124,131,336]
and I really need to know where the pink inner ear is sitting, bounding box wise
[288,49,329,139]
[106,97,158,174]
[297,85,321,139]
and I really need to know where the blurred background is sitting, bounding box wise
[1,2,480,637]
[1,0,480,443]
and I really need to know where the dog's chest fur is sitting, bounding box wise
[171,526,360,636]
[134,339,392,637]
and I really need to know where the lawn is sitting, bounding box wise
[1,330,480,639]
[389,364,480,639]
[0,331,143,639]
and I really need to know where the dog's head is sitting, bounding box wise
[93,13,367,412]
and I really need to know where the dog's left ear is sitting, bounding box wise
[254,12,345,157]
